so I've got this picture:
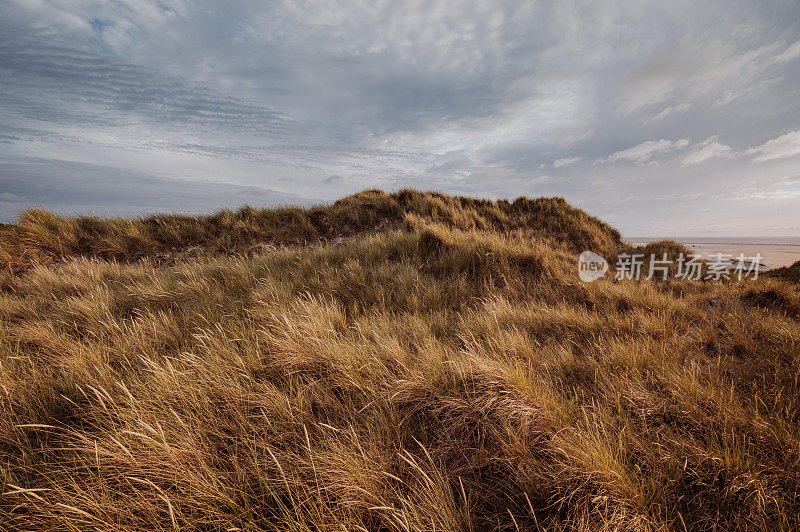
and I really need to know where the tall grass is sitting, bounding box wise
[0,189,620,272]
[1,190,799,530]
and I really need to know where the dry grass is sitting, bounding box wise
[1,190,799,531]
[768,261,800,283]
[0,189,620,273]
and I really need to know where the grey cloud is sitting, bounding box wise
[428,158,473,174]
[0,25,296,139]
[558,130,595,145]
[748,131,800,163]
[0,157,311,222]
[1,0,800,235]
[552,157,582,168]
[600,139,690,165]
[682,137,735,166]
[645,104,692,123]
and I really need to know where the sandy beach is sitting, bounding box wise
[628,240,800,269]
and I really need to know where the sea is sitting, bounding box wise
[625,236,800,246]
[624,237,800,269]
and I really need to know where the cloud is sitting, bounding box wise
[620,36,800,114]
[600,139,690,165]
[748,130,800,162]
[558,130,595,145]
[0,157,312,222]
[771,41,800,64]
[0,192,25,203]
[0,21,302,150]
[681,137,735,166]
[552,156,582,168]
[2,1,800,234]
[428,158,473,174]
[713,77,782,107]
[645,103,691,123]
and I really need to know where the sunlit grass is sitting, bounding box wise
[1,190,799,530]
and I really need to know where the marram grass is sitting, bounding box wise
[1,190,799,531]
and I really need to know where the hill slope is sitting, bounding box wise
[0,189,621,272]
[1,190,800,531]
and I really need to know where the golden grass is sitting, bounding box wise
[0,190,799,530]
[0,189,620,273]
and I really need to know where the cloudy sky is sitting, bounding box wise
[1,0,800,235]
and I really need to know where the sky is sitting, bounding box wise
[1,1,800,236]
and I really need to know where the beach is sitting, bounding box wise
[628,238,800,269]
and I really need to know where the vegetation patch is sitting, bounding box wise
[1,190,799,530]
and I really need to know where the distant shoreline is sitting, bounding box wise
[626,238,800,268]
[625,236,800,246]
